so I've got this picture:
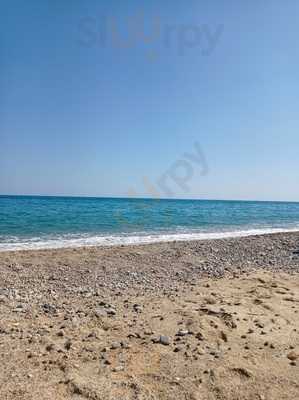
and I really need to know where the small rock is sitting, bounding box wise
[133,304,143,313]
[256,321,264,328]
[220,331,228,342]
[0,295,7,303]
[111,342,121,350]
[290,361,297,366]
[106,307,116,316]
[64,339,72,350]
[45,343,55,352]
[177,329,189,337]
[121,341,131,349]
[14,304,27,313]
[205,297,217,305]
[144,329,154,335]
[42,303,56,314]
[94,308,107,318]
[159,335,171,346]
[195,332,204,341]
[112,365,124,372]
[287,351,299,361]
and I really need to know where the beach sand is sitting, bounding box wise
[0,232,299,399]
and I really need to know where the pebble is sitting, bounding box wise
[121,341,131,349]
[290,361,297,366]
[64,339,72,350]
[133,304,143,313]
[177,329,189,337]
[94,308,107,318]
[42,303,56,314]
[287,351,299,361]
[0,295,7,303]
[158,335,171,346]
[111,342,121,350]
[195,332,204,341]
[106,307,116,316]
[112,365,124,372]
[45,343,55,352]
[14,304,27,313]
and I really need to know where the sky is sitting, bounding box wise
[0,1,299,201]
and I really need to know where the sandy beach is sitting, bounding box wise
[1,232,299,399]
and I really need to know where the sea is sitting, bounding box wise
[1,195,299,251]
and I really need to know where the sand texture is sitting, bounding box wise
[0,232,299,399]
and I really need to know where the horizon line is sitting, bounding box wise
[0,194,299,204]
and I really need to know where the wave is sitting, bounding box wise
[0,226,299,252]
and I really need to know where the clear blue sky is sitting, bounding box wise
[1,1,298,201]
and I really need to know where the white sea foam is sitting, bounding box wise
[0,226,299,252]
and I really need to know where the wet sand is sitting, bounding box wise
[0,232,299,399]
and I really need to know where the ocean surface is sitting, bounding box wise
[1,195,299,251]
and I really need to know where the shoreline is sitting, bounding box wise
[1,231,299,292]
[1,227,299,253]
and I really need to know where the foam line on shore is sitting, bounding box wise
[1,226,299,252]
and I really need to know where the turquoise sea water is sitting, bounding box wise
[1,195,299,251]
